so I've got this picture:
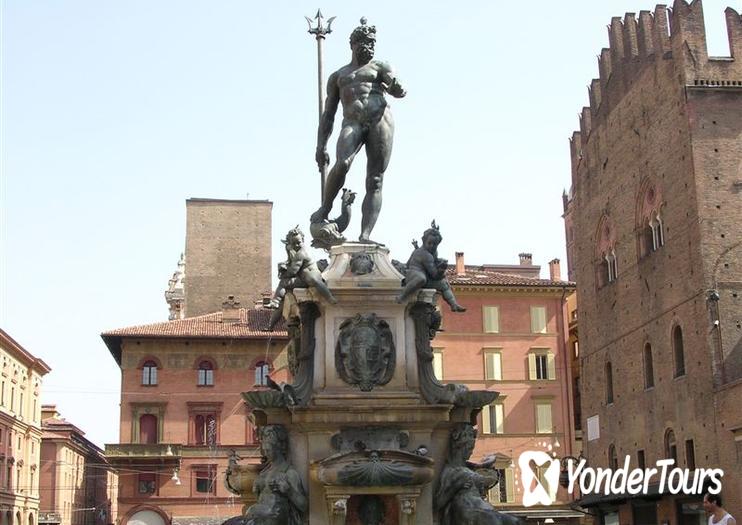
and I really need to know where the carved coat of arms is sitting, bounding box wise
[335,314,395,391]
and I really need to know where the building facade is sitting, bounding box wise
[0,329,51,525]
[101,304,287,525]
[564,1,741,523]
[183,199,273,318]
[39,407,117,525]
[434,253,580,524]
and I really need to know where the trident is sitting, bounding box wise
[305,9,335,199]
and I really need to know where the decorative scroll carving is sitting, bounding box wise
[291,302,321,406]
[335,314,395,391]
[409,302,498,408]
[242,302,320,409]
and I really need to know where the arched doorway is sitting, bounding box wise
[27,514,33,525]
[127,510,166,525]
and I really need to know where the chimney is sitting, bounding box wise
[518,253,533,266]
[41,404,60,421]
[260,291,273,308]
[549,259,562,281]
[221,295,242,323]
[455,252,465,276]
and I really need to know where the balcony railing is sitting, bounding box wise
[38,513,62,525]
[105,443,182,461]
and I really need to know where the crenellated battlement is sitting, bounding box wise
[570,0,741,172]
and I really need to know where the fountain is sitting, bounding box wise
[224,16,518,525]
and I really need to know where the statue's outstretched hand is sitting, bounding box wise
[387,78,406,98]
[316,148,329,169]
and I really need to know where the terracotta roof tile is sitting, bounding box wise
[102,308,287,339]
[446,266,574,288]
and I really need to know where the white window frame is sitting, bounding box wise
[528,350,556,380]
[650,213,664,251]
[605,250,618,282]
[481,403,505,435]
[487,468,515,503]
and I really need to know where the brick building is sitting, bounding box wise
[0,329,51,525]
[39,407,117,525]
[182,199,273,318]
[434,253,581,524]
[101,306,287,525]
[563,1,741,523]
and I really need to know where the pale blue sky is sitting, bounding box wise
[0,1,735,447]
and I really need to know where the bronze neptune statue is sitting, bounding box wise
[311,18,406,243]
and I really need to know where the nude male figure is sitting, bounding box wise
[311,19,406,243]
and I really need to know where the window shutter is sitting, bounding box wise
[483,307,499,333]
[485,353,495,380]
[536,403,553,433]
[150,367,157,385]
[528,353,537,380]
[481,405,492,435]
[505,468,515,502]
[531,306,547,333]
[495,404,504,434]
[433,351,443,381]
[547,352,556,380]
[485,352,502,381]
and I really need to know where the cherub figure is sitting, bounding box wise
[396,221,466,312]
[268,227,337,329]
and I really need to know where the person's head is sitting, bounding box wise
[703,493,723,513]
[260,425,289,461]
[421,221,442,253]
[349,18,376,63]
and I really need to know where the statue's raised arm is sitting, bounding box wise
[310,18,406,246]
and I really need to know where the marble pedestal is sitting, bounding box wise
[247,243,485,525]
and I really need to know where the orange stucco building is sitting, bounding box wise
[434,253,581,524]
[101,305,287,525]
[39,407,117,525]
